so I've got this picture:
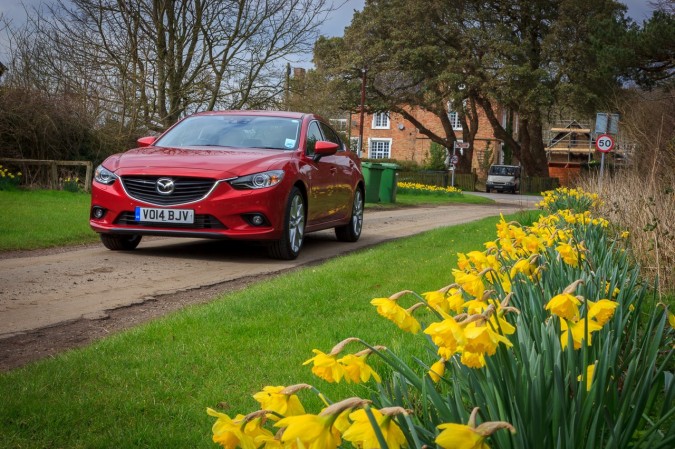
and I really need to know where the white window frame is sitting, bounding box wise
[371,112,390,129]
[447,101,464,131]
[368,138,392,159]
[448,110,462,131]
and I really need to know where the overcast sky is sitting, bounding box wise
[0,0,659,65]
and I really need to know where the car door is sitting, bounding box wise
[317,122,352,220]
[304,120,335,224]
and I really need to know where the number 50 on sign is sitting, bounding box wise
[595,134,615,153]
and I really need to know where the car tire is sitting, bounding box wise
[486,187,490,193]
[335,188,364,242]
[268,187,305,260]
[100,234,142,251]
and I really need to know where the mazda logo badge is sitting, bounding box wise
[156,178,175,195]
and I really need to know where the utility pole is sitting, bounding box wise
[358,68,367,157]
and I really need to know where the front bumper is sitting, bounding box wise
[89,179,288,241]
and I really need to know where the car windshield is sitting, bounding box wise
[489,166,518,176]
[154,115,301,150]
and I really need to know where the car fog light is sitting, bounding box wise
[92,206,106,219]
[251,214,265,226]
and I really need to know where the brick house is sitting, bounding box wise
[346,105,512,176]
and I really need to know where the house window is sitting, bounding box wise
[368,138,391,159]
[448,111,462,130]
[372,112,390,129]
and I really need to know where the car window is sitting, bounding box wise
[305,121,323,157]
[154,115,301,150]
[318,122,343,151]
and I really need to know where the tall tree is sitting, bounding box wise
[318,0,629,176]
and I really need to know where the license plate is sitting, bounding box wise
[135,207,194,224]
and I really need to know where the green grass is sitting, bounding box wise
[367,192,493,208]
[0,190,98,251]
[0,189,492,252]
[0,212,534,448]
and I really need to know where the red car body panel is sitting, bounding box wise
[90,111,364,244]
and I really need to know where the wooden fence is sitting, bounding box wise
[0,158,93,192]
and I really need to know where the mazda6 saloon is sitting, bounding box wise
[90,111,365,259]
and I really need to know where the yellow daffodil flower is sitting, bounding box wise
[453,270,485,299]
[436,408,515,449]
[577,363,596,392]
[556,242,584,267]
[424,318,466,356]
[668,310,675,329]
[545,293,581,321]
[428,358,446,383]
[463,321,513,356]
[342,408,407,449]
[337,354,381,384]
[460,350,486,368]
[371,297,421,334]
[303,349,344,383]
[587,299,618,326]
[560,318,603,350]
[252,386,305,418]
[206,409,272,449]
[275,413,341,449]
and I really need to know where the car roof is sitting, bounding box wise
[192,110,309,120]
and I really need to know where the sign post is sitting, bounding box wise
[595,134,615,182]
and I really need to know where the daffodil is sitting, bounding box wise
[545,293,581,321]
[424,317,466,357]
[436,407,515,449]
[206,409,272,449]
[338,353,381,384]
[460,350,486,368]
[303,349,344,383]
[342,408,407,449]
[668,310,675,329]
[252,386,305,418]
[371,297,421,334]
[428,358,446,383]
[577,363,596,392]
[275,413,341,449]
[453,270,485,299]
[587,299,618,326]
[463,321,513,356]
[556,242,585,267]
[560,318,603,350]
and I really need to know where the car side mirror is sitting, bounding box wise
[137,136,157,147]
[313,140,339,162]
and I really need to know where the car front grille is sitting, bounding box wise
[114,212,226,229]
[120,176,217,206]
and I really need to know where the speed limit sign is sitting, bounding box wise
[595,134,615,153]
[451,155,459,165]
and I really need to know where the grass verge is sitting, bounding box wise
[0,211,534,448]
[0,190,98,251]
[0,190,492,252]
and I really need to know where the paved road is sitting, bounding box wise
[0,196,538,338]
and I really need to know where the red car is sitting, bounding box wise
[90,111,364,259]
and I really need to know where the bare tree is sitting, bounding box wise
[5,0,336,131]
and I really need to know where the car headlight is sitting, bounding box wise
[230,170,285,190]
[94,165,118,185]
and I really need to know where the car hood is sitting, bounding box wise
[103,146,294,178]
